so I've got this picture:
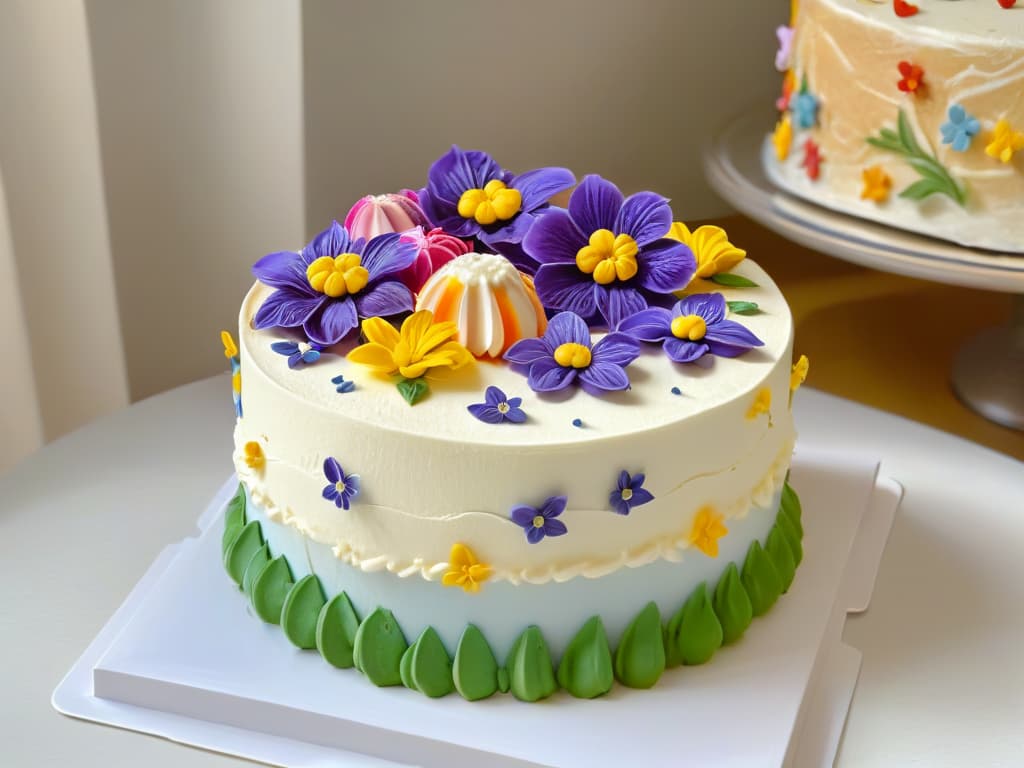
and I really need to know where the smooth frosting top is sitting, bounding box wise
[241,259,792,448]
[823,0,1024,45]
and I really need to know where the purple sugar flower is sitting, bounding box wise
[322,457,360,510]
[467,386,526,424]
[524,175,696,329]
[775,25,794,72]
[251,221,417,346]
[504,311,639,396]
[510,495,568,544]
[418,146,575,268]
[271,340,323,368]
[610,470,655,516]
[618,292,763,364]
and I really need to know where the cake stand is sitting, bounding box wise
[703,109,1024,431]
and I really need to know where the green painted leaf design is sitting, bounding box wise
[776,508,803,566]
[866,109,966,206]
[713,562,753,645]
[281,574,326,649]
[765,525,797,594]
[742,541,783,617]
[396,377,429,406]
[251,555,293,624]
[453,624,500,701]
[614,601,666,689]
[726,301,760,315]
[710,273,759,288]
[670,582,723,666]
[241,542,270,595]
[557,616,613,699]
[224,520,263,586]
[409,627,454,698]
[506,626,557,702]
[353,607,407,686]
[316,592,361,669]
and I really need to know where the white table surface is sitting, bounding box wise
[2,377,1022,767]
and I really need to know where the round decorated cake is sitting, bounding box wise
[765,0,1024,253]
[220,147,810,701]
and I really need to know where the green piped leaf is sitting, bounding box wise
[396,377,429,406]
[453,624,500,701]
[222,483,247,554]
[281,574,326,649]
[776,509,804,567]
[781,482,802,526]
[497,666,510,693]
[316,592,361,669]
[224,520,263,586]
[251,555,293,624]
[241,542,270,595]
[766,525,797,594]
[614,601,666,689]
[399,644,416,690]
[353,607,407,687]
[714,562,753,645]
[711,273,759,288]
[742,541,783,617]
[506,626,557,702]
[668,582,723,666]
[408,627,454,698]
[726,300,760,315]
[557,616,614,699]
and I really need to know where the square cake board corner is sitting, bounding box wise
[53,448,901,768]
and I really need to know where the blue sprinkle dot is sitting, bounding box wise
[671,386,682,396]
[572,418,583,428]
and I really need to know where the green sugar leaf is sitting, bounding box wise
[224,520,263,586]
[453,624,500,701]
[409,627,454,698]
[316,592,361,669]
[781,482,803,534]
[506,626,557,702]
[557,616,614,699]
[399,644,416,690]
[714,562,753,645]
[281,574,326,649]
[726,301,760,315]
[671,582,723,666]
[710,273,759,288]
[766,525,797,594]
[251,555,293,624]
[900,179,946,201]
[742,541,783,617]
[353,607,408,687]
[225,484,246,529]
[241,542,270,595]
[776,508,804,567]
[614,601,666,689]
[396,377,429,406]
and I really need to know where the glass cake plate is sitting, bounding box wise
[53,449,899,768]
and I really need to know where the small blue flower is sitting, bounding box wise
[467,386,526,424]
[331,374,355,394]
[793,88,819,130]
[510,495,568,544]
[940,104,981,153]
[271,340,322,369]
[572,418,583,428]
[322,457,359,510]
[609,470,655,516]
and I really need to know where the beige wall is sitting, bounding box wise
[304,0,781,231]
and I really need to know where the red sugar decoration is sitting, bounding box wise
[893,0,919,17]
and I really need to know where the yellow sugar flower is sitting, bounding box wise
[860,165,892,203]
[243,441,265,471]
[689,506,729,558]
[985,119,1024,164]
[348,310,472,380]
[747,387,772,422]
[773,116,793,162]
[442,542,492,593]
[668,222,746,281]
[221,330,238,359]
[790,354,809,394]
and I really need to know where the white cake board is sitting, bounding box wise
[53,448,900,768]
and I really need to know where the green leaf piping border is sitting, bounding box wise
[222,480,805,701]
[866,110,966,206]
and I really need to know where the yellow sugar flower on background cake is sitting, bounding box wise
[668,222,746,282]
[442,542,492,593]
[773,116,793,161]
[747,387,772,422]
[985,119,1024,164]
[860,166,892,203]
[242,441,265,471]
[689,506,729,558]
[221,330,239,359]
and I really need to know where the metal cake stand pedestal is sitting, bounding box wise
[704,109,1024,431]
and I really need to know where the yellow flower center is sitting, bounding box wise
[497,402,510,414]
[532,515,545,528]
[553,342,592,369]
[335,480,346,494]
[621,488,633,501]
[670,314,707,341]
[306,253,370,298]
[575,229,639,285]
[457,179,522,225]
